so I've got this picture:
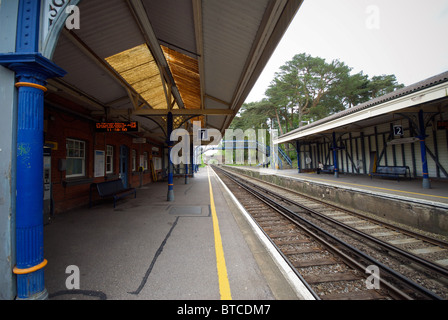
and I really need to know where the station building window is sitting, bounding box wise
[66,138,86,178]
[140,152,148,171]
[106,145,114,174]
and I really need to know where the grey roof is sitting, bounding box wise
[48,0,303,144]
[279,71,448,140]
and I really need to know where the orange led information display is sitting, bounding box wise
[95,121,138,132]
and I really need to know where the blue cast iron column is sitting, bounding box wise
[167,112,174,201]
[0,0,66,299]
[332,132,339,178]
[418,110,431,189]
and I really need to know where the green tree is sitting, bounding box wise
[232,53,405,152]
[230,99,281,131]
[367,74,405,98]
[265,53,352,129]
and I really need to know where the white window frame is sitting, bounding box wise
[66,138,86,178]
[106,145,114,174]
[143,152,148,170]
[140,152,148,171]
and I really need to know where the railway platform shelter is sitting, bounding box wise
[269,72,448,241]
[0,0,303,300]
[275,71,448,190]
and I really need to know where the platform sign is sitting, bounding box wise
[393,125,403,136]
[95,121,138,132]
[133,138,146,144]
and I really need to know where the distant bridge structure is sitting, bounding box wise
[200,140,292,169]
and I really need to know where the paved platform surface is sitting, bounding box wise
[240,166,448,206]
[44,167,305,300]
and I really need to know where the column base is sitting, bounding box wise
[167,189,174,201]
[16,288,48,300]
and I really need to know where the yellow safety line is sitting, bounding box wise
[207,166,232,300]
[300,175,448,200]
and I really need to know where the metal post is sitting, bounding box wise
[167,112,174,201]
[333,132,339,178]
[418,110,431,189]
[190,143,194,178]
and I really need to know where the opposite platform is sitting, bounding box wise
[224,166,448,238]
[231,166,448,206]
[43,167,311,300]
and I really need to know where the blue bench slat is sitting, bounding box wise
[90,179,136,208]
[321,165,334,173]
[371,166,411,181]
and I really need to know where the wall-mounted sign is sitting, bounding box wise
[44,141,58,150]
[133,138,146,144]
[95,121,138,132]
[387,137,419,145]
[393,125,403,136]
[94,150,105,177]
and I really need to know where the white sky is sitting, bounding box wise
[246,0,448,103]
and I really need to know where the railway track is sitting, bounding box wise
[212,165,448,300]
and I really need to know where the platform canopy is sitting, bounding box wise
[46,0,303,144]
[275,72,448,145]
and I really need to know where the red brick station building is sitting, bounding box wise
[44,95,163,214]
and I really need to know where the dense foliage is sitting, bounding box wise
[231,53,404,135]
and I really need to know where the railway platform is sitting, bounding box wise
[224,165,448,238]
[43,167,312,300]
[236,166,448,205]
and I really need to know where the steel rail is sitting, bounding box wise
[214,166,444,300]
[233,168,448,249]
[215,167,411,300]
[237,172,448,278]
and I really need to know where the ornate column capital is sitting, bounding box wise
[0,52,66,84]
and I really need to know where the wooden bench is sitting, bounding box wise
[89,179,136,208]
[370,166,411,181]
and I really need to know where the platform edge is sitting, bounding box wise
[210,167,316,300]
